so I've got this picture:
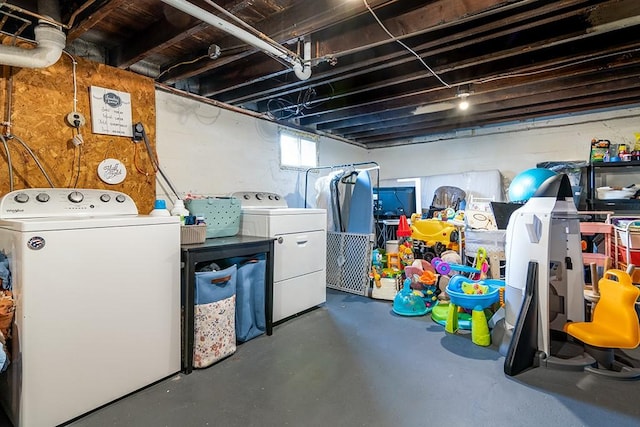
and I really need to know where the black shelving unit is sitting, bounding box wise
[587,161,640,213]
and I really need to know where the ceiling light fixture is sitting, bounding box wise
[412,102,456,115]
[456,85,472,111]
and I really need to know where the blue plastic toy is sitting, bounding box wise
[444,275,505,346]
[393,278,428,317]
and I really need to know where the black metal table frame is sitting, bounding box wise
[181,235,275,374]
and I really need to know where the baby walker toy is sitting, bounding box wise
[430,247,489,329]
[444,275,505,346]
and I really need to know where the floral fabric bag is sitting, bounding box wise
[193,264,237,369]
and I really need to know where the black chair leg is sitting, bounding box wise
[584,344,614,369]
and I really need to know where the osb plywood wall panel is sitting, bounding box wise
[0,55,157,213]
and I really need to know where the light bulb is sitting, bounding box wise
[456,84,472,111]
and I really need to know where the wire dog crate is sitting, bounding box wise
[326,232,374,296]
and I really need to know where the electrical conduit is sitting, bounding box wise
[159,0,311,80]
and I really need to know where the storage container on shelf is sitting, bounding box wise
[616,244,640,265]
[596,186,637,201]
[180,224,207,244]
[185,196,241,238]
[613,217,640,248]
[612,216,640,283]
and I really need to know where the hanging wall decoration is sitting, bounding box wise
[97,158,127,184]
[90,86,133,137]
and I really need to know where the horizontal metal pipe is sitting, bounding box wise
[160,0,311,79]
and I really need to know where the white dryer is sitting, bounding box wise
[0,188,181,427]
[233,192,326,323]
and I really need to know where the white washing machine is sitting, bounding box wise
[0,188,181,427]
[232,192,326,323]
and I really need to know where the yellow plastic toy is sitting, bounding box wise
[409,214,459,252]
[387,253,401,270]
[564,269,640,377]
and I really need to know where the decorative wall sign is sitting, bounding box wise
[90,86,133,137]
[97,158,127,184]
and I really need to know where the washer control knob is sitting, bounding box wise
[268,194,274,200]
[115,194,126,203]
[100,194,111,203]
[14,193,29,203]
[256,193,263,200]
[274,194,280,201]
[243,194,251,200]
[68,191,84,203]
[35,193,50,203]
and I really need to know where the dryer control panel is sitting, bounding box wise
[231,191,288,209]
[0,188,138,218]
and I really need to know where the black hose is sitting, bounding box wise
[136,122,181,201]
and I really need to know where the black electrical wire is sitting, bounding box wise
[136,122,181,201]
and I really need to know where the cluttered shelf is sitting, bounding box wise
[612,218,640,280]
[587,141,640,213]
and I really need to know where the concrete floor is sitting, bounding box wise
[2,288,640,427]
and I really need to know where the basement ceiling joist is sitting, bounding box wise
[6,0,638,148]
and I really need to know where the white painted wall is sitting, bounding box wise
[369,106,640,186]
[155,88,640,211]
[154,90,367,209]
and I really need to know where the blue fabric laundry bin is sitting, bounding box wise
[223,254,267,342]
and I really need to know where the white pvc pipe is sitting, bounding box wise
[294,41,312,81]
[160,0,311,80]
[0,23,66,69]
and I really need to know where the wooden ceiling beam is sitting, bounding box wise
[214,0,639,113]
[199,0,548,98]
[298,37,640,127]
[112,0,250,69]
[66,0,131,43]
[158,0,396,83]
[346,76,640,142]
[316,55,640,133]
[361,90,640,147]
[206,0,605,106]
[360,90,640,147]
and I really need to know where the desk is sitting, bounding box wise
[376,218,413,249]
[379,218,400,249]
[181,235,275,374]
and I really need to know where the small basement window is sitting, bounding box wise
[279,129,318,169]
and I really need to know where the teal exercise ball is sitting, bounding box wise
[508,168,558,202]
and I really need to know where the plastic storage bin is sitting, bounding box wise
[613,218,640,248]
[617,244,640,265]
[180,224,207,244]
[185,197,241,238]
[193,265,237,368]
